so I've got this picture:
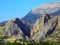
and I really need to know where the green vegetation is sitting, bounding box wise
[0,41,60,45]
[0,26,5,39]
[0,26,5,32]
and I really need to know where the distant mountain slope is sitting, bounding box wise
[22,2,60,24]
[0,2,60,26]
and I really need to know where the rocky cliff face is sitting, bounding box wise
[31,14,58,41]
[0,2,60,42]
[5,18,31,39]
[3,14,60,41]
[58,16,60,29]
[51,15,60,37]
[22,2,60,25]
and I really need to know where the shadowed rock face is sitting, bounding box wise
[5,18,31,39]
[22,2,60,25]
[52,15,60,37]
[31,14,58,41]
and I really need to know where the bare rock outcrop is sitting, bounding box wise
[5,18,31,39]
[31,14,58,41]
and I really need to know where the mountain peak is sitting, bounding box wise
[22,2,60,24]
[11,18,19,21]
[32,2,60,14]
[32,2,60,10]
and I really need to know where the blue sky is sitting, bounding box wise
[0,0,60,22]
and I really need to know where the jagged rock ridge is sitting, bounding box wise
[5,18,31,39]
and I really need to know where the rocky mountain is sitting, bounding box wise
[31,14,58,41]
[5,18,31,40]
[22,2,60,25]
[4,14,60,41]
[0,2,60,26]
[0,2,60,42]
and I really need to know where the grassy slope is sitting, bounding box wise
[0,26,5,39]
